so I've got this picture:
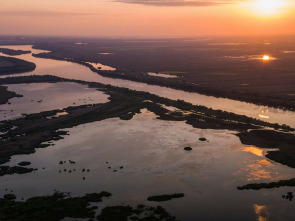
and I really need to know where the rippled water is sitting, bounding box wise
[0,45,294,127]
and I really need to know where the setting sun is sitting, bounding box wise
[262,55,270,61]
[254,0,285,15]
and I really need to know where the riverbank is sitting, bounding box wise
[0,56,36,75]
[33,51,295,111]
[1,75,294,173]
[0,85,22,104]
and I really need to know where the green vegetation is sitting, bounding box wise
[147,193,185,202]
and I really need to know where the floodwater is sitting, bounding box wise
[0,45,294,127]
[1,45,295,220]
[147,72,179,78]
[0,82,109,121]
[85,62,116,71]
[1,110,294,221]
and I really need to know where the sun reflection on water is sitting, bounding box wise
[254,204,268,221]
[242,146,264,157]
[259,109,270,119]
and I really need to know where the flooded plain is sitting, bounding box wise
[85,62,116,71]
[0,82,109,121]
[1,44,295,220]
[1,110,295,220]
[147,72,179,78]
[0,45,295,127]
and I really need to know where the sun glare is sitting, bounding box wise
[254,0,284,15]
[262,55,270,61]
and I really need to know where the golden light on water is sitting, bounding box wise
[259,109,270,119]
[242,147,264,157]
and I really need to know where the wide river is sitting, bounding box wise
[0,45,294,128]
[1,45,295,221]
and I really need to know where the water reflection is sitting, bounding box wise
[1,111,295,220]
[223,55,276,61]
[85,62,116,71]
[246,163,274,181]
[46,111,69,119]
[0,45,294,127]
[0,82,109,121]
[97,53,114,55]
[147,72,178,78]
[259,108,270,119]
[242,147,263,157]
[234,146,288,182]
[254,204,267,221]
[282,51,295,54]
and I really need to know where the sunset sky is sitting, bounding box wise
[1,0,295,37]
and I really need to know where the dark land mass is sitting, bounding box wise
[0,48,31,56]
[0,85,22,104]
[237,178,295,190]
[0,191,178,221]
[98,204,178,221]
[147,193,185,202]
[0,165,36,176]
[0,75,294,175]
[0,191,111,221]
[0,56,36,75]
[18,161,31,166]
[237,130,295,168]
[33,51,295,111]
[19,36,295,110]
[1,36,295,109]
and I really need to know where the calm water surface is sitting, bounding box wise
[0,45,294,127]
[0,82,109,121]
[1,110,294,221]
[1,45,295,220]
